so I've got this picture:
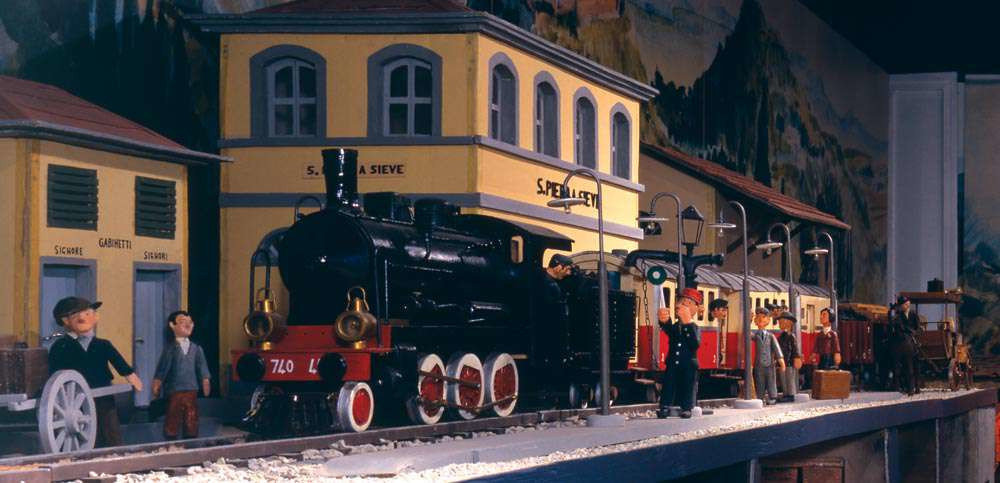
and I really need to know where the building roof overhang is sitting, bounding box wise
[0,120,231,166]
[641,142,850,231]
[188,11,658,102]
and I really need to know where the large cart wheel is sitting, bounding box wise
[446,353,484,420]
[335,382,374,432]
[483,353,518,417]
[406,354,446,425]
[38,370,97,453]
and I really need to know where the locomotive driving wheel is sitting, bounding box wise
[446,353,484,420]
[483,353,519,417]
[406,353,446,425]
[567,383,591,409]
[38,370,97,453]
[335,381,374,432]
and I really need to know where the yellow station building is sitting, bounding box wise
[0,76,226,404]
[193,0,658,380]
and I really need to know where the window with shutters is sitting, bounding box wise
[47,164,98,230]
[135,176,176,239]
[534,81,559,157]
[573,90,596,168]
[489,57,517,144]
[611,108,631,179]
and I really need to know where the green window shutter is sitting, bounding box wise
[47,164,98,230]
[135,176,176,239]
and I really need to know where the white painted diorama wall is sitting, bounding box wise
[888,73,961,324]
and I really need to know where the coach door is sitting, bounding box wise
[39,258,96,347]
[133,264,180,406]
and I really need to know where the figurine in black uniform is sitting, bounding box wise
[47,297,143,448]
[535,254,574,366]
[657,287,702,419]
[891,295,922,394]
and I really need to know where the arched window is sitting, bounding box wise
[573,89,596,168]
[267,59,317,137]
[384,58,432,136]
[611,105,632,179]
[250,45,326,139]
[534,74,559,157]
[367,44,442,138]
[489,61,517,144]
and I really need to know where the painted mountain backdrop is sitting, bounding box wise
[0,0,889,302]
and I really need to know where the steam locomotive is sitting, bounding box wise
[234,148,636,435]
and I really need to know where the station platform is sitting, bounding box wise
[322,389,996,482]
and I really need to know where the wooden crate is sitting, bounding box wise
[811,370,850,399]
[0,347,49,396]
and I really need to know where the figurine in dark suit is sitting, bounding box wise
[752,307,785,405]
[47,297,143,448]
[152,311,211,440]
[775,312,801,402]
[657,288,702,419]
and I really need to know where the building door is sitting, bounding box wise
[39,259,96,348]
[133,267,180,407]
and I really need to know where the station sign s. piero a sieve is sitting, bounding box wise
[303,161,407,179]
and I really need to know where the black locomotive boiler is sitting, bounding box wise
[234,148,636,435]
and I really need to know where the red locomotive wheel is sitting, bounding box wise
[484,353,519,417]
[447,353,484,420]
[336,382,374,432]
[407,354,446,425]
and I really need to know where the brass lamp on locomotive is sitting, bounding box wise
[233,148,637,435]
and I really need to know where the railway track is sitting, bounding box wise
[0,401,696,482]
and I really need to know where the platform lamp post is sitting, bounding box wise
[709,202,762,408]
[757,223,810,402]
[805,231,837,331]
[547,168,623,428]
[756,223,797,340]
[637,192,684,291]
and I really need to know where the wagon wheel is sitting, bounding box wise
[446,353,484,420]
[38,370,97,453]
[483,353,518,417]
[406,354,446,425]
[335,382,374,432]
[594,381,618,407]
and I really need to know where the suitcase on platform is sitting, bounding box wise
[811,370,850,399]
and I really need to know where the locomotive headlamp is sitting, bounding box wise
[334,286,377,347]
[243,288,287,343]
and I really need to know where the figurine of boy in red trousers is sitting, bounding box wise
[152,311,211,440]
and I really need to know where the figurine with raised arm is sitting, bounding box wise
[657,288,702,419]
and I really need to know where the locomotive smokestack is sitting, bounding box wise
[321,148,359,209]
